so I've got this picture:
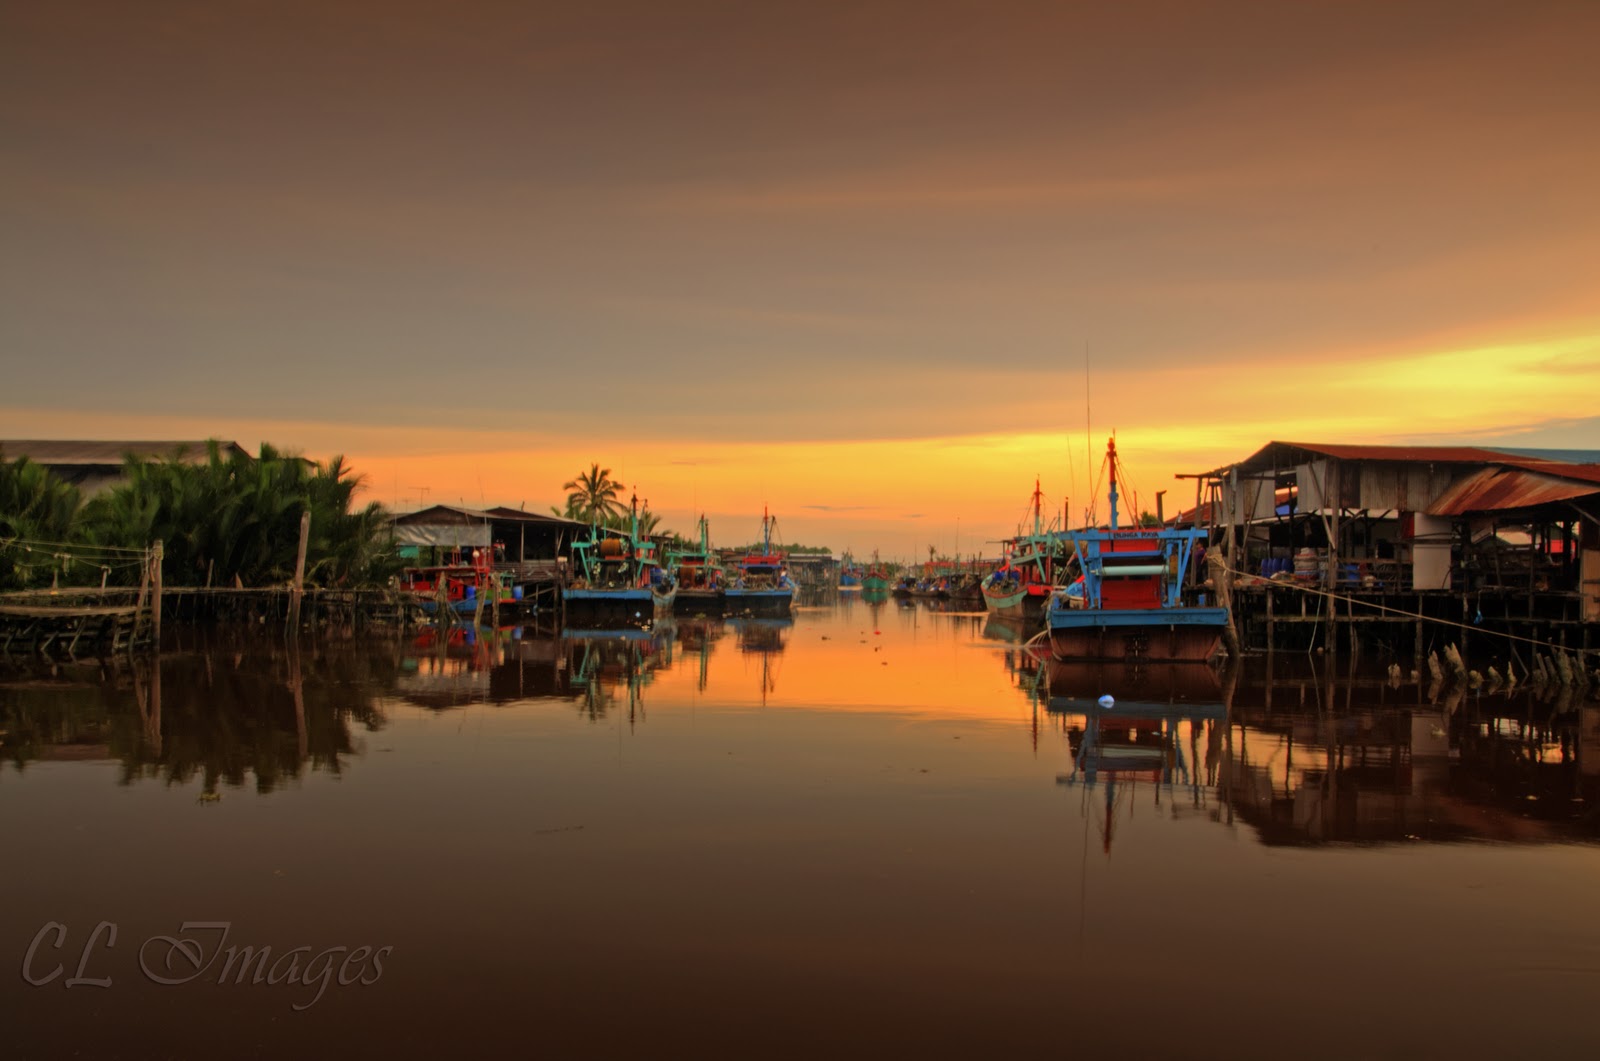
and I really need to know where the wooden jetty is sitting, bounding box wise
[1185,441,1600,679]
[0,601,149,657]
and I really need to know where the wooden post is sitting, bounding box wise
[1326,462,1340,656]
[152,540,163,646]
[289,509,310,630]
[1266,583,1275,652]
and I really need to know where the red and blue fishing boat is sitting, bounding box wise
[400,546,522,620]
[724,507,795,616]
[1045,438,1227,661]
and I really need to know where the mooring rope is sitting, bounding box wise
[1213,558,1589,657]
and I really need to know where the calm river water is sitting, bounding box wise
[5,592,1600,1058]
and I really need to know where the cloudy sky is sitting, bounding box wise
[4,0,1597,556]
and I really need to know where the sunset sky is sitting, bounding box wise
[4,1,1597,558]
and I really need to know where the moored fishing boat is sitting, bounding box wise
[400,547,525,621]
[668,515,725,616]
[862,551,891,593]
[981,478,1070,622]
[562,494,676,625]
[1045,438,1227,661]
[839,552,863,590]
[723,507,795,616]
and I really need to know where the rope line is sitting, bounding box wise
[1215,559,1590,656]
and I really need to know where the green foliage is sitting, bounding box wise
[0,449,84,589]
[561,463,625,524]
[78,442,400,588]
[1137,510,1161,528]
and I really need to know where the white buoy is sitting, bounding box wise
[1098,694,1115,708]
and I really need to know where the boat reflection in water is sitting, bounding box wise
[1045,660,1231,853]
[562,620,679,723]
[725,616,791,701]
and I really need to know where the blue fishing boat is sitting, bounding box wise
[1045,438,1228,661]
[668,515,725,615]
[839,552,863,590]
[723,508,795,616]
[563,494,677,624]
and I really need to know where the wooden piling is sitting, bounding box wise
[289,510,310,630]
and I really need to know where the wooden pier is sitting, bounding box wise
[0,601,149,657]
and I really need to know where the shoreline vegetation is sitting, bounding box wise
[1,444,849,597]
[1,441,397,593]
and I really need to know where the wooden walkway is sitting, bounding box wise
[0,602,148,657]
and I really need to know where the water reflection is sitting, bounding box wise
[1223,657,1600,845]
[3,606,1597,851]
[0,637,394,795]
[727,617,791,702]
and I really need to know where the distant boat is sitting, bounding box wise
[724,507,795,616]
[563,494,676,624]
[1045,438,1228,661]
[981,478,1070,622]
[839,551,863,589]
[668,515,725,615]
[862,550,891,593]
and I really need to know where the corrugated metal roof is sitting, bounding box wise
[1426,467,1600,516]
[0,440,248,465]
[392,505,589,528]
[484,506,587,527]
[1201,441,1600,485]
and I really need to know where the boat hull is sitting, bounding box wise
[673,588,724,616]
[723,589,793,616]
[1046,606,1230,662]
[562,587,673,624]
[982,583,1052,621]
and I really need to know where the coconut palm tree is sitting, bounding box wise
[562,464,624,524]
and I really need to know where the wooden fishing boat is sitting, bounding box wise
[400,547,524,621]
[1045,438,1228,661]
[723,508,795,616]
[668,515,725,615]
[562,495,676,624]
[981,478,1070,621]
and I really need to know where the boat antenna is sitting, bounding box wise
[1084,341,1092,527]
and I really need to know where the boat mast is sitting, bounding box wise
[1107,438,1120,532]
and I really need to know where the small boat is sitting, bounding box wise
[839,552,863,590]
[668,515,725,615]
[862,551,891,593]
[723,507,795,616]
[563,494,677,624]
[400,547,524,621]
[1045,438,1228,661]
[982,478,1070,622]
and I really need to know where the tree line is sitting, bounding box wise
[0,442,399,591]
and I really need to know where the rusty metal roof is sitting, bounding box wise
[1426,466,1600,516]
[1200,440,1600,484]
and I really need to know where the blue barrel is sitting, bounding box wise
[512,586,524,601]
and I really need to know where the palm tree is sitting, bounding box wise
[0,449,84,589]
[562,464,624,524]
